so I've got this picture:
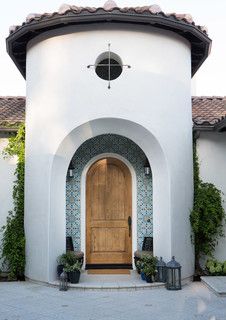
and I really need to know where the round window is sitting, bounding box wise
[95,52,122,81]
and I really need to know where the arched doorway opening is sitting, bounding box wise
[46,118,172,283]
[86,157,132,268]
[66,133,152,270]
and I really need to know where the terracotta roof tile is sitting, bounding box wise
[0,96,25,129]
[9,3,206,35]
[0,96,226,131]
[192,96,226,126]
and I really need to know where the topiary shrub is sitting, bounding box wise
[1,124,25,279]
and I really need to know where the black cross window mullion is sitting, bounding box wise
[87,43,131,89]
[108,43,111,89]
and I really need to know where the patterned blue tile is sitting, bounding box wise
[66,134,153,250]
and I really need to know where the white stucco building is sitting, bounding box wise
[0,1,225,284]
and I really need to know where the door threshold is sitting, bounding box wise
[87,269,131,275]
[86,264,133,270]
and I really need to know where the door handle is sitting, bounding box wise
[128,216,132,237]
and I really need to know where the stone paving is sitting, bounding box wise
[201,276,226,296]
[0,281,226,320]
[51,271,165,290]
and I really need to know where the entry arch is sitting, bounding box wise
[49,118,170,282]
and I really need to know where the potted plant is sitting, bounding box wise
[63,260,82,284]
[57,251,81,278]
[141,255,158,283]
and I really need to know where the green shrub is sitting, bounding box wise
[206,259,216,269]
[206,259,226,275]
[223,264,226,274]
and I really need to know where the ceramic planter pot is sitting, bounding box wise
[141,272,146,281]
[68,271,81,284]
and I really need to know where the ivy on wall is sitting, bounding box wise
[1,124,25,279]
[190,140,225,274]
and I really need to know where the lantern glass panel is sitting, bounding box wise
[144,166,151,175]
[166,256,182,290]
[157,266,166,282]
[156,257,166,282]
[166,268,181,290]
[59,271,68,291]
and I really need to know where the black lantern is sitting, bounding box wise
[68,161,75,178]
[144,158,151,176]
[166,256,181,290]
[59,271,68,291]
[156,257,166,282]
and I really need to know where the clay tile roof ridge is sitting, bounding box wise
[9,2,208,35]
[192,96,226,100]
[0,96,25,100]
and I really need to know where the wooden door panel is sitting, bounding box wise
[91,228,105,253]
[86,158,132,265]
[91,164,106,221]
[106,228,126,252]
[91,228,126,253]
[106,164,125,220]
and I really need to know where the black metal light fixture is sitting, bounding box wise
[144,158,151,176]
[166,256,182,290]
[59,271,68,291]
[68,161,75,178]
[156,257,166,282]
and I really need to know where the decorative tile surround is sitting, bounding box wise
[66,134,152,251]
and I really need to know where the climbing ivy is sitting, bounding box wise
[1,124,25,279]
[193,140,200,196]
[190,140,225,274]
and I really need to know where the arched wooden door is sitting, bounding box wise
[86,158,132,266]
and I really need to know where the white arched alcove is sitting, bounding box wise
[49,118,170,282]
[80,153,137,269]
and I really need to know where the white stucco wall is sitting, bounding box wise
[0,135,17,270]
[197,132,226,261]
[25,23,194,282]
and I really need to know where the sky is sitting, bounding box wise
[1,0,226,96]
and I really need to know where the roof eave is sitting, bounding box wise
[0,127,19,133]
[6,12,212,79]
[193,124,215,132]
[215,118,226,132]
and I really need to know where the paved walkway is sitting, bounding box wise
[0,281,226,320]
[201,276,226,296]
